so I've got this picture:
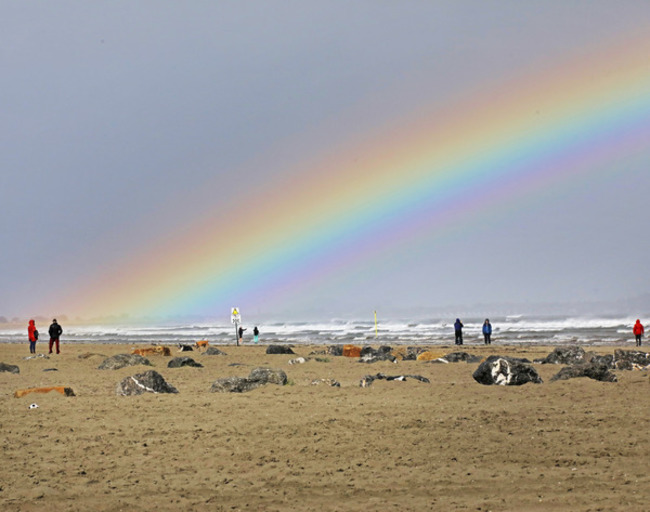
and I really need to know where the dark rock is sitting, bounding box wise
[248,367,288,385]
[401,346,427,361]
[587,353,614,368]
[327,345,343,356]
[311,378,341,387]
[535,346,587,365]
[550,362,617,382]
[612,349,650,370]
[0,362,19,374]
[204,347,228,356]
[210,376,266,393]
[359,346,397,363]
[443,352,483,363]
[116,370,179,396]
[43,368,58,372]
[473,356,543,386]
[98,354,152,370]
[360,373,430,387]
[265,345,295,355]
[167,357,203,368]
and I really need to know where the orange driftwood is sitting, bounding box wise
[131,346,171,356]
[416,351,448,361]
[342,344,362,358]
[14,386,76,398]
[195,340,210,349]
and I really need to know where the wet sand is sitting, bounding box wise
[1,342,649,511]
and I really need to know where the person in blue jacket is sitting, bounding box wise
[482,319,492,345]
[454,318,463,345]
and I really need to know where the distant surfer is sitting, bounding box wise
[238,326,246,344]
[482,319,492,345]
[253,326,259,344]
[633,319,644,346]
[454,318,463,345]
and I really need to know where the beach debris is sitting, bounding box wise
[0,362,20,374]
[194,340,210,349]
[393,346,428,361]
[550,362,617,383]
[359,346,397,363]
[211,367,288,393]
[204,347,228,356]
[311,378,341,387]
[14,386,76,398]
[23,354,50,360]
[29,403,39,409]
[327,345,344,356]
[116,370,179,396]
[177,344,194,352]
[43,368,58,372]
[534,346,588,365]
[473,356,543,386]
[343,345,362,358]
[359,373,430,387]
[167,357,203,368]
[98,354,152,370]
[132,346,172,356]
[266,345,295,355]
[288,357,310,365]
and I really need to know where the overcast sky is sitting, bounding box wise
[1,2,649,321]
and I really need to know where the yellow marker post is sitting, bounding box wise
[374,310,378,338]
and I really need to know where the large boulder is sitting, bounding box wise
[612,350,650,370]
[0,362,19,374]
[211,367,288,393]
[550,363,617,383]
[535,346,588,365]
[116,370,179,396]
[167,357,203,368]
[473,356,543,386]
[98,354,152,370]
[265,345,295,355]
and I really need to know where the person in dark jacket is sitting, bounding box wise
[253,326,259,344]
[48,319,63,354]
[28,319,38,354]
[454,318,463,345]
[482,319,492,345]
[238,326,246,344]
[633,319,644,346]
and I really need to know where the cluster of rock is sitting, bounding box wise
[211,367,287,393]
[204,347,227,356]
[116,370,179,396]
[266,345,295,355]
[98,354,152,370]
[360,372,430,387]
[427,351,484,364]
[359,346,397,363]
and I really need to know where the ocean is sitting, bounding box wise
[0,315,641,347]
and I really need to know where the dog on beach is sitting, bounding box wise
[194,340,209,350]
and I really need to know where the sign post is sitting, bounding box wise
[374,310,378,339]
[231,307,241,346]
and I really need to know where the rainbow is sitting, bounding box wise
[63,34,650,319]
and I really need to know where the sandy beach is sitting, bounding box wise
[2,341,649,511]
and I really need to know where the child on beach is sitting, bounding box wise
[633,319,644,346]
[27,320,38,354]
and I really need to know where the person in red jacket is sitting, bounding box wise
[633,319,644,347]
[27,319,38,354]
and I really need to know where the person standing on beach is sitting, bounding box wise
[27,319,38,354]
[253,326,259,344]
[454,318,464,345]
[633,319,644,346]
[48,319,63,354]
[238,326,246,344]
[482,319,492,345]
